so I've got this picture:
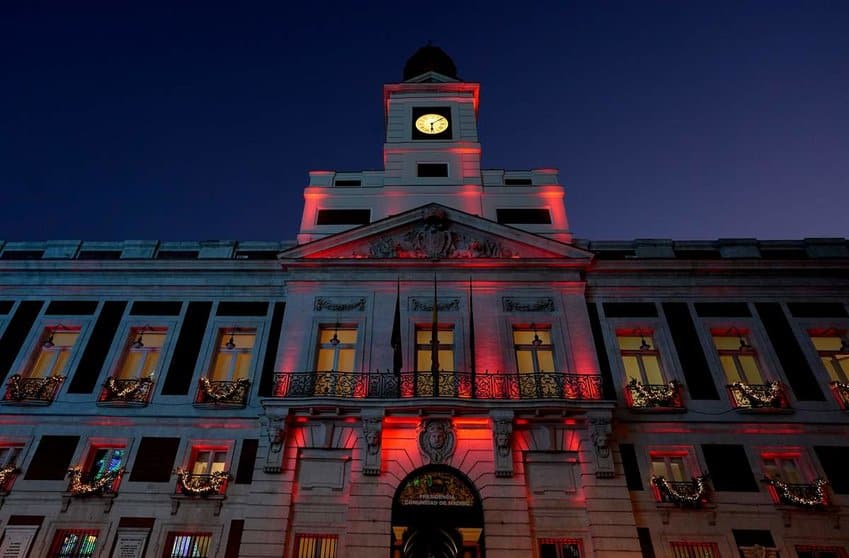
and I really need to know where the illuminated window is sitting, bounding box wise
[27,326,80,379]
[163,532,212,558]
[116,327,167,379]
[651,454,688,482]
[415,326,454,372]
[539,538,582,558]
[315,325,358,372]
[617,330,664,384]
[712,329,764,384]
[809,330,849,382]
[296,534,338,558]
[670,541,720,558]
[797,546,849,558]
[48,529,98,558]
[514,325,554,373]
[209,327,256,381]
[762,453,803,484]
[85,446,125,482]
[191,447,228,476]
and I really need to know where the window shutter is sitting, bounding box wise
[637,528,656,558]
[129,437,180,482]
[258,302,285,397]
[701,444,759,492]
[162,302,211,395]
[235,439,259,484]
[24,436,79,480]
[663,303,719,400]
[224,520,244,558]
[67,301,127,393]
[586,303,616,400]
[619,443,644,490]
[0,301,43,383]
[813,446,849,494]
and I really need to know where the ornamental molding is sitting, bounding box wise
[418,419,456,464]
[314,297,366,312]
[502,297,555,313]
[408,297,460,312]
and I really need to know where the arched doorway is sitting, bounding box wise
[391,465,485,558]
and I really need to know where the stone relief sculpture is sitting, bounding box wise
[418,419,456,464]
[588,416,615,479]
[261,409,288,474]
[361,411,383,476]
[491,411,514,477]
[502,297,555,312]
[408,297,460,312]
[314,297,366,312]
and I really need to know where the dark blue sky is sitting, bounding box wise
[2,1,847,242]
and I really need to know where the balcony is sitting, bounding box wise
[273,371,604,401]
[66,467,124,497]
[2,374,64,405]
[764,477,829,508]
[829,381,849,410]
[194,377,250,408]
[625,379,684,411]
[727,381,790,411]
[174,470,229,497]
[98,376,154,406]
[651,475,710,507]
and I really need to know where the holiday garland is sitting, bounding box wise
[765,476,828,508]
[199,377,250,402]
[651,474,708,506]
[730,380,783,407]
[67,466,125,496]
[0,465,19,490]
[5,374,64,401]
[627,378,680,407]
[174,469,230,496]
[104,375,154,399]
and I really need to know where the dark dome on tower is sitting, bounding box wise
[403,44,458,81]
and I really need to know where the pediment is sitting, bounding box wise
[280,204,593,262]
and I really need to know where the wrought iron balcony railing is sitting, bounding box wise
[829,381,849,410]
[0,465,19,493]
[625,379,684,410]
[273,370,603,400]
[2,374,64,404]
[66,467,125,496]
[650,475,709,507]
[764,477,829,508]
[174,470,230,497]
[727,381,790,410]
[194,377,250,407]
[98,376,155,406]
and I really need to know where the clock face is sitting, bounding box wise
[415,113,450,135]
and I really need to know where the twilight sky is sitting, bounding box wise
[2,1,848,242]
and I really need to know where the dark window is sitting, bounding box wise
[129,438,180,482]
[156,251,199,260]
[694,303,751,317]
[701,444,759,492]
[25,436,80,480]
[67,301,127,393]
[496,208,552,225]
[603,302,658,318]
[235,439,259,484]
[663,303,719,400]
[77,250,122,260]
[788,302,848,318]
[756,303,824,401]
[130,301,182,316]
[217,302,269,317]
[796,547,846,558]
[504,178,533,185]
[417,163,448,178]
[0,301,44,383]
[539,539,582,558]
[733,530,775,548]
[0,301,12,314]
[224,520,244,558]
[1,250,44,260]
[619,443,643,490]
[586,303,616,399]
[637,528,656,558]
[315,209,371,225]
[162,302,211,395]
[814,446,849,494]
[45,301,98,315]
[259,302,285,396]
[333,179,361,187]
[760,248,808,259]
[593,249,636,259]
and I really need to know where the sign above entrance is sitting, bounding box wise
[397,470,475,507]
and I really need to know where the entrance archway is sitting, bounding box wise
[391,465,485,558]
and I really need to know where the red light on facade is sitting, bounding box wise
[384,417,420,426]
[452,418,490,427]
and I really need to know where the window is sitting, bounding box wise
[649,450,707,504]
[415,326,454,372]
[24,435,80,481]
[296,534,338,558]
[85,446,125,482]
[617,330,664,384]
[417,163,448,177]
[209,328,256,381]
[797,546,849,558]
[809,330,849,382]
[129,437,180,483]
[191,448,227,476]
[514,325,554,373]
[316,209,370,225]
[316,325,357,372]
[496,208,552,224]
[670,542,720,558]
[761,453,803,484]
[26,326,80,379]
[711,329,764,384]
[163,532,212,558]
[651,454,688,482]
[701,444,759,492]
[48,529,98,558]
[175,446,229,496]
[539,538,582,558]
[116,327,167,379]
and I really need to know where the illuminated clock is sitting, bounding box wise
[415,113,450,135]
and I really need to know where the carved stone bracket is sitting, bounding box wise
[491,410,514,478]
[260,407,289,474]
[361,409,384,476]
[418,419,456,464]
[587,415,614,479]
[314,297,366,312]
[502,297,555,312]
[408,298,460,312]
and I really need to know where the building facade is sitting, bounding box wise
[0,47,848,558]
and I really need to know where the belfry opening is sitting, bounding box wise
[391,465,485,558]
